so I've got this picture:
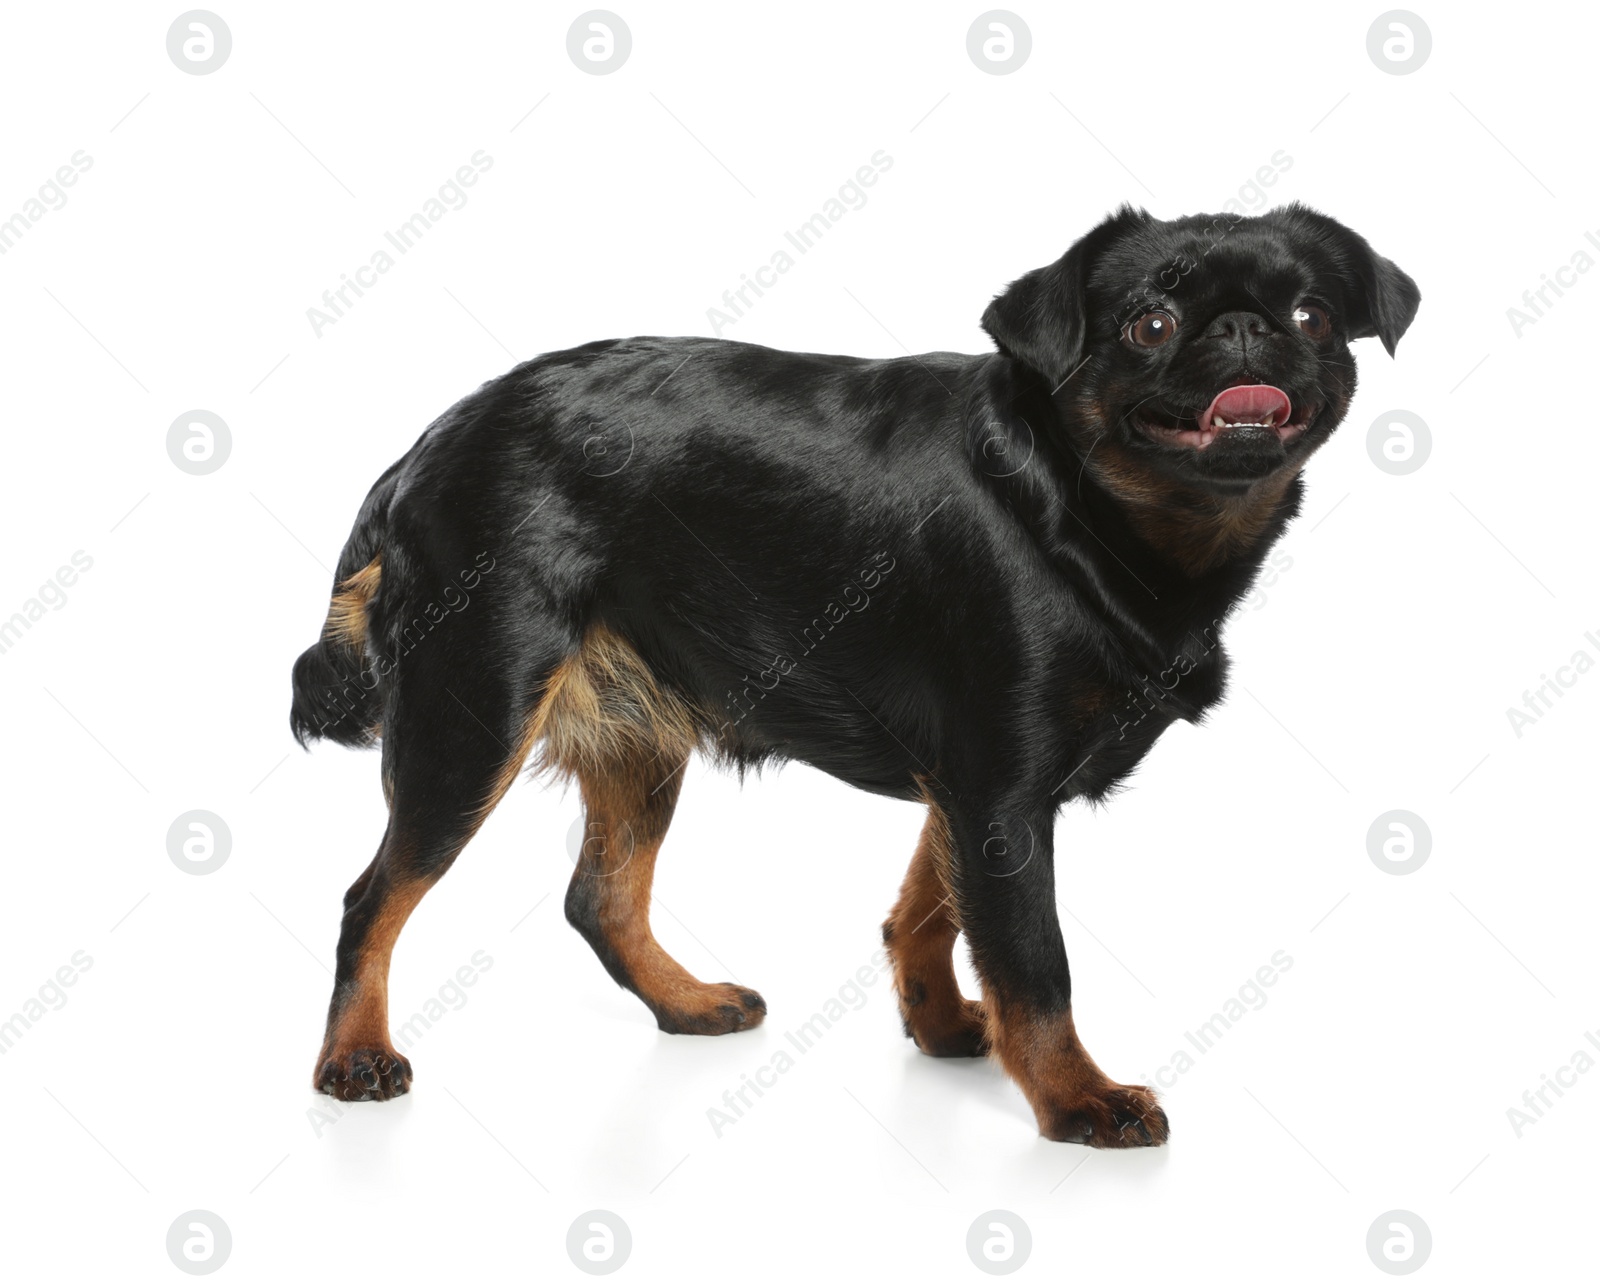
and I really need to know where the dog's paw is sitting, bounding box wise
[1038,1082,1169,1148]
[654,983,767,1035]
[905,995,990,1058]
[314,1046,413,1101]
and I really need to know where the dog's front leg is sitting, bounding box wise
[947,798,1169,1148]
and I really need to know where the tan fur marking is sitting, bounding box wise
[885,800,987,1056]
[320,876,428,1055]
[584,766,703,1001]
[985,1004,1107,1107]
[530,628,761,1033]
[983,999,1168,1145]
[530,625,706,781]
[1089,442,1305,575]
[459,625,706,828]
[325,555,383,649]
[570,736,763,1033]
[463,625,710,829]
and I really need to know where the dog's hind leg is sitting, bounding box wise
[565,750,764,1034]
[555,629,765,1035]
[312,650,545,1101]
[883,801,988,1057]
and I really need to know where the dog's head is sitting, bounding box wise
[982,204,1419,496]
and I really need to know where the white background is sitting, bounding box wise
[1,1,1593,1281]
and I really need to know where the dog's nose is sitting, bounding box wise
[1204,311,1274,344]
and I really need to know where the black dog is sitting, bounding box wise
[291,203,1418,1146]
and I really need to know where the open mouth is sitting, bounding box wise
[1134,385,1317,450]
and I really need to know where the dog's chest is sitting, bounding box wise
[1053,640,1230,802]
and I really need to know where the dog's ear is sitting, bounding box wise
[982,206,1149,386]
[1357,252,1422,356]
[1282,203,1420,356]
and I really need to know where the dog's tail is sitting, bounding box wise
[289,470,401,748]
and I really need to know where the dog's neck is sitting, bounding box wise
[965,358,1303,625]
[1076,439,1305,577]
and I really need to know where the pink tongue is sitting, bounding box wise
[1203,384,1292,429]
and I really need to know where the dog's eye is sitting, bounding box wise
[1292,303,1331,339]
[1125,311,1178,348]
